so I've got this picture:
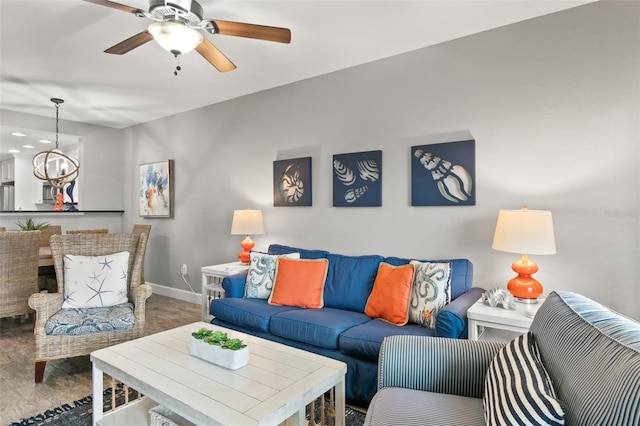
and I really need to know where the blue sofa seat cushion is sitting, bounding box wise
[210,298,300,333]
[270,308,371,349]
[340,319,436,361]
[323,253,384,312]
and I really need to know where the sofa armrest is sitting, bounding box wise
[221,271,249,298]
[377,335,504,398]
[436,287,484,338]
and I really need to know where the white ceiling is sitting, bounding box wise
[0,0,594,156]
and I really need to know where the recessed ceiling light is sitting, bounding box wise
[11,132,26,137]
[8,149,20,153]
[22,145,35,149]
[39,139,52,144]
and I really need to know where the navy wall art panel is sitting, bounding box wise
[411,140,475,206]
[273,157,312,207]
[333,150,382,207]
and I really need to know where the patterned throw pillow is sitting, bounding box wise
[62,251,130,309]
[484,332,567,426]
[243,251,300,299]
[408,260,451,329]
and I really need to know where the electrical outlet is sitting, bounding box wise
[180,264,187,274]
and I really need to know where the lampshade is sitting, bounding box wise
[492,207,556,255]
[148,21,203,55]
[231,209,265,236]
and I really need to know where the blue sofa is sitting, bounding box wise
[210,244,483,403]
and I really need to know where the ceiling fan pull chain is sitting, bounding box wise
[174,56,182,76]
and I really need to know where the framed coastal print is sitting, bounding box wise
[273,157,312,207]
[139,159,173,218]
[411,140,475,206]
[333,150,382,207]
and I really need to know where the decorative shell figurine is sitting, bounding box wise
[481,287,516,310]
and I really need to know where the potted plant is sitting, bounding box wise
[189,328,249,370]
[16,218,50,231]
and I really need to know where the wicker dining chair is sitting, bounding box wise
[28,233,151,382]
[1,231,41,319]
[66,228,109,234]
[132,224,151,284]
[39,225,62,247]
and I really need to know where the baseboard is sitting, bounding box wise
[147,282,201,305]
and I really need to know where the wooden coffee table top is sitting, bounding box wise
[91,322,347,426]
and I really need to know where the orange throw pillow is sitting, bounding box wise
[268,258,329,308]
[365,262,415,325]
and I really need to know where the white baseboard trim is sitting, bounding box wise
[148,282,201,305]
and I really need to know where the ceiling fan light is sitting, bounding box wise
[148,21,203,55]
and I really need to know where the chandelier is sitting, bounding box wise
[32,98,80,189]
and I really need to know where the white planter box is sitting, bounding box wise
[189,337,249,370]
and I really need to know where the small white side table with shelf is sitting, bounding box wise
[467,298,543,342]
[200,261,250,322]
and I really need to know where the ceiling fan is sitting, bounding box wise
[83,0,291,72]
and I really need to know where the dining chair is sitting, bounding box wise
[39,225,62,247]
[28,232,151,382]
[1,231,41,319]
[66,228,109,234]
[132,224,152,284]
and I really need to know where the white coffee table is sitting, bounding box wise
[90,322,347,426]
[467,298,543,342]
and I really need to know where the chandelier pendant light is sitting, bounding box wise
[32,98,80,189]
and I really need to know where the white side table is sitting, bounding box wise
[201,261,250,322]
[467,298,544,342]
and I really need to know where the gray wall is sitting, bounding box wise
[63,2,640,318]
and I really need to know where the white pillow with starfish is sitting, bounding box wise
[62,251,130,309]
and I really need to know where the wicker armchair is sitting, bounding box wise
[1,231,41,319]
[39,225,62,247]
[132,224,151,284]
[66,228,109,234]
[28,233,151,382]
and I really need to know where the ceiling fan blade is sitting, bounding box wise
[196,39,237,72]
[82,0,140,14]
[105,31,154,54]
[211,20,291,44]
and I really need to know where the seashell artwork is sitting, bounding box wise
[273,157,312,206]
[481,287,516,310]
[411,140,476,206]
[333,150,382,207]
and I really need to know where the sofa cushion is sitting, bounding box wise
[408,260,451,329]
[244,251,300,299]
[339,319,435,361]
[209,298,300,333]
[364,262,414,325]
[270,308,371,349]
[268,244,329,259]
[484,332,566,426]
[324,253,384,312]
[385,256,472,300]
[268,258,329,308]
[364,387,485,426]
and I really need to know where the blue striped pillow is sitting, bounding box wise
[484,332,567,426]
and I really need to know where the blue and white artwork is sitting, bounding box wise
[411,140,475,206]
[333,150,382,207]
[273,157,312,207]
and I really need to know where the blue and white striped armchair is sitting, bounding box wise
[364,291,640,426]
